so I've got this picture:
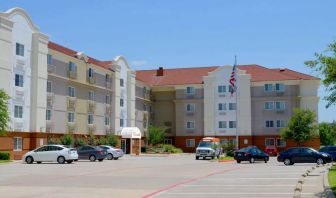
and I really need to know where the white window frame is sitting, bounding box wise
[68,86,76,97]
[120,119,124,127]
[275,83,285,92]
[264,84,273,92]
[120,78,124,87]
[265,138,275,146]
[13,137,22,151]
[120,98,124,107]
[229,103,237,110]
[88,114,94,125]
[88,91,95,101]
[229,121,236,129]
[164,139,172,145]
[14,105,23,118]
[218,121,227,129]
[88,68,94,78]
[46,109,52,121]
[186,86,195,95]
[16,43,24,57]
[218,85,226,94]
[186,121,195,129]
[186,139,195,148]
[218,103,226,111]
[15,74,24,87]
[47,81,52,93]
[275,101,286,110]
[105,116,110,126]
[265,120,274,128]
[276,120,286,128]
[47,54,53,65]
[264,101,274,110]
[106,95,111,104]
[68,61,76,72]
[68,112,75,123]
[276,138,286,147]
[186,104,195,112]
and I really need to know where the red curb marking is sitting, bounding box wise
[141,167,242,198]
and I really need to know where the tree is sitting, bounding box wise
[106,134,119,147]
[87,131,96,145]
[0,90,10,136]
[148,126,165,146]
[59,134,74,146]
[281,108,319,146]
[305,41,336,108]
[319,122,336,145]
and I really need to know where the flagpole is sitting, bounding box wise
[235,55,239,150]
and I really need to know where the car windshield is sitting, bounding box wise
[198,141,212,148]
[310,148,319,153]
[239,147,251,152]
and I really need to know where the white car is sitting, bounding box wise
[23,145,78,164]
[99,145,124,160]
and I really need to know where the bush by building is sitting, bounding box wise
[0,152,10,160]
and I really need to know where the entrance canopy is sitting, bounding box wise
[121,127,141,139]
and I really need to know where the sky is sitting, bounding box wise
[1,0,335,122]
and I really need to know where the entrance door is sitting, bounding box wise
[121,139,126,153]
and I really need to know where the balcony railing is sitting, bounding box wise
[105,104,112,115]
[87,101,96,113]
[88,124,96,133]
[47,65,55,73]
[67,97,76,111]
[67,70,77,79]
[67,122,76,133]
[87,76,96,84]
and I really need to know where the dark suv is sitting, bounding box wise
[77,145,107,162]
[319,146,336,161]
[277,147,332,165]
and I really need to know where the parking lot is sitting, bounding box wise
[0,155,315,198]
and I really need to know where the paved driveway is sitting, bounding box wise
[0,155,314,198]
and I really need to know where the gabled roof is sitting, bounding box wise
[136,64,319,86]
[48,41,113,70]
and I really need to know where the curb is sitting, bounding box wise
[324,164,335,198]
[218,160,235,163]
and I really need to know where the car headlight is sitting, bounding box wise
[322,153,328,157]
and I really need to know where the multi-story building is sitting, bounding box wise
[136,65,320,152]
[0,7,320,158]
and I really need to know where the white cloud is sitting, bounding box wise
[130,60,148,67]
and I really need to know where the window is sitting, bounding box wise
[120,98,124,107]
[218,85,226,93]
[14,105,23,118]
[68,87,75,97]
[220,139,228,145]
[186,139,195,147]
[264,84,273,92]
[265,138,275,146]
[164,139,172,145]
[275,101,285,110]
[105,116,110,126]
[218,121,227,129]
[276,120,286,128]
[13,137,22,151]
[88,68,94,78]
[186,87,195,95]
[88,91,95,101]
[106,95,111,104]
[229,103,237,110]
[68,112,75,123]
[120,119,124,127]
[265,120,274,128]
[47,54,52,65]
[218,103,226,111]
[186,121,195,129]
[229,121,236,128]
[264,102,274,110]
[105,74,111,83]
[143,104,147,111]
[186,104,195,112]
[275,83,285,92]
[15,74,24,87]
[120,78,124,87]
[276,138,286,147]
[229,139,237,145]
[68,61,76,72]
[47,81,52,92]
[46,109,51,121]
[228,85,236,93]
[16,43,24,56]
[88,114,94,125]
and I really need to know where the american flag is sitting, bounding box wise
[229,56,237,96]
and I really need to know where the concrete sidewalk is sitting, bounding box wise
[301,164,335,198]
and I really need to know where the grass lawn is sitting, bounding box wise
[329,165,336,196]
[218,156,234,161]
[0,160,12,164]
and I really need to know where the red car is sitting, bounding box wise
[265,146,278,156]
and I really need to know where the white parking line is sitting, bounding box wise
[203,177,299,180]
[164,192,315,195]
[182,184,315,187]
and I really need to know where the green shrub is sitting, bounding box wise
[47,138,59,145]
[74,137,85,147]
[96,137,108,145]
[59,134,74,146]
[223,142,235,157]
[0,152,10,160]
[148,144,183,154]
[87,132,96,145]
[148,126,165,145]
[106,134,118,147]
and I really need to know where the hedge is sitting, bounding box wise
[0,152,10,160]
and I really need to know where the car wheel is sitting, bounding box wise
[264,157,268,163]
[203,157,206,160]
[107,154,113,160]
[57,156,65,164]
[37,161,42,164]
[67,160,73,164]
[249,157,255,163]
[284,158,292,166]
[316,158,324,165]
[196,156,199,160]
[74,159,78,162]
[237,160,241,163]
[98,159,104,162]
[25,156,34,164]
[89,155,96,162]
[113,157,119,160]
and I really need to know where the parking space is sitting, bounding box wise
[0,155,314,198]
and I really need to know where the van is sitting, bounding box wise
[196,137,222,160]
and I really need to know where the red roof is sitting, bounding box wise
[48,41,113,70]
[136,64,319,86]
